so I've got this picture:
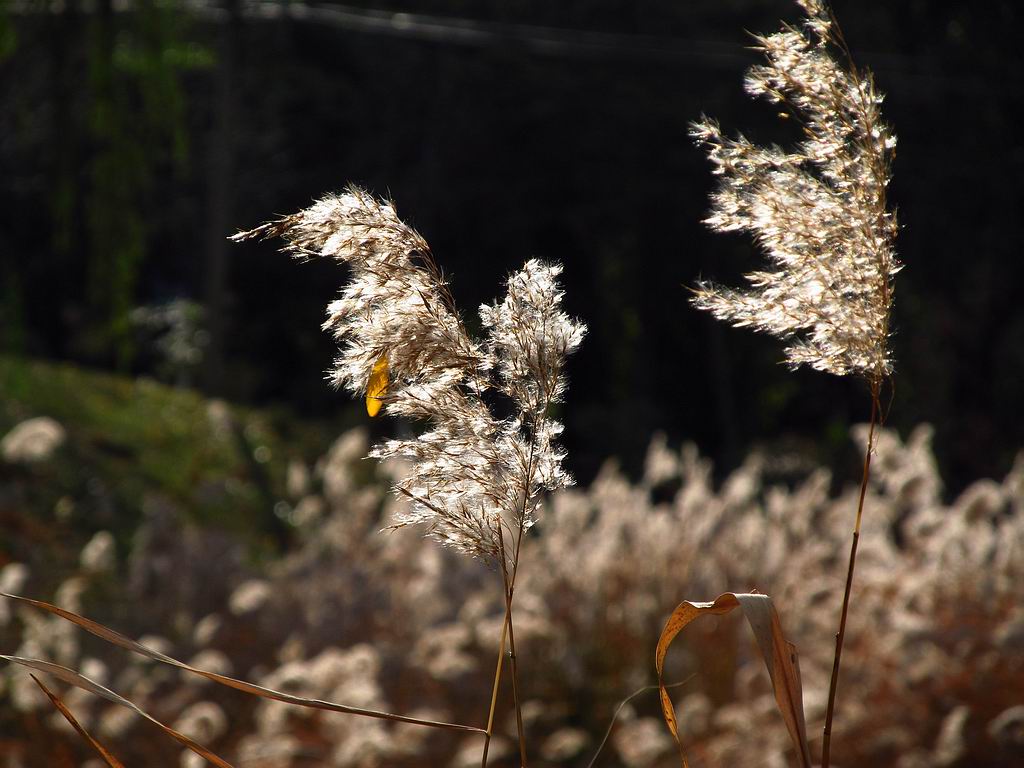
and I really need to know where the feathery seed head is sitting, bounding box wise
[480,259,585,413]
[233,187,585,563]
[692,1,899,379]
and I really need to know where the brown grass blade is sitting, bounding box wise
[655,592,812,768]
[5,657,231,767]
[30,673,126,768]
[1,591,484,735]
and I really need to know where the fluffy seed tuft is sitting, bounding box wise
[233,187,585,562]
[691,0,899,379]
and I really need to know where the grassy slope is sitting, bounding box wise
[0,356,340,564]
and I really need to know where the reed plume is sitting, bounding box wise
[233,187,584,563]
[689,2,898,765]
[233,186,584,766]
[691,0,898,380]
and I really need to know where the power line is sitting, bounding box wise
[239,2,1018,89]
[10,0,749,65]
[9,0,1012,89]
[245,1,748,64]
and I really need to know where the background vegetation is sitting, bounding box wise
[2,368,1023,766]
[2,0,1022,490]
[1,1,1022,766]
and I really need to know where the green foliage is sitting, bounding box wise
[0,356,331,549]
[84,2,211,367]
[0,11,16,61]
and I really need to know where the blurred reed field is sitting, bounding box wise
[3,409,1024,766]
[2,0,1024,767]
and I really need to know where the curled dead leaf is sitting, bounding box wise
[655,592,812,768]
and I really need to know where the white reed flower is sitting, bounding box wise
[79,530,116,573]
[233,187,585,562]
[691,0,899,379]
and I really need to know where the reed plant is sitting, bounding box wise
[0,188,585,767]
[0,2,924,766]
[688,0,898,764]
[232,186,585,767]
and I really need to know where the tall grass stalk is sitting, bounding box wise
[821,379,881,766]
[233,187,584,767]
[480,608,509,767]
[689,1,898,761]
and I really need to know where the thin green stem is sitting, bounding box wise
[584,677,695,768]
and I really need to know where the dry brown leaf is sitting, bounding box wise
[5,657,231,767]
[30,674,126,768]
[655,592,812,768]
[1,591,483,735]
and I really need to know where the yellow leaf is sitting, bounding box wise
[366,355,388,417]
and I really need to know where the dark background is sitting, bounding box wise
[2,0,1022,493]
